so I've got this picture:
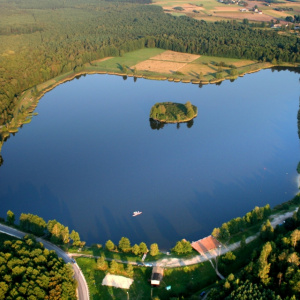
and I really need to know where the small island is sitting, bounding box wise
[150,101,197,123]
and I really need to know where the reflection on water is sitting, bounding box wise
[149,118,194,130]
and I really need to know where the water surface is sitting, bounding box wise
[0,69,299,249]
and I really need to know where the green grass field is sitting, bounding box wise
[76,256,217,300]
[95,48,165,71]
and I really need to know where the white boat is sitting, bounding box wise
[133,211,142,217]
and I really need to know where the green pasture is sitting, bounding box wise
[95,48,165,71]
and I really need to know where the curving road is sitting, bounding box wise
[0,223,89,300]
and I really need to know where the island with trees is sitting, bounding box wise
[150,101,197,123]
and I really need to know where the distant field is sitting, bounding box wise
[86,48,267,82]
[153,0,300,23]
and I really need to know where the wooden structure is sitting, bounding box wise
[151,266,164,285]
[191,235,221,255]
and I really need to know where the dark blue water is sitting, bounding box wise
[0,69,299,249]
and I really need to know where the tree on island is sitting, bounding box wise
[185,101,195,119]
[150,102,197,123]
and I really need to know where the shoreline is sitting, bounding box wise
[0,59,299,152]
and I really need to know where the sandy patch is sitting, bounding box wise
[102,274,133,289]
[178,64,215,76]
[134,60,187,74]
[150,50,200,63]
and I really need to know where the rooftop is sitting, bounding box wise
[191,235,221,255]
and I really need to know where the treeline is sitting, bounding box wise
[0,235,76,300]
[212,204,272,240]
[208,205,300,299]
[0,0,299,130]
[3,210,85,247]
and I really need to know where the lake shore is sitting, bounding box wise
[0,51,299,151]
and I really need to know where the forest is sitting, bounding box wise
[0,0,299,132]
[0,235,76,300]
[208,205,300,300]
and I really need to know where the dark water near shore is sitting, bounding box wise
[0,69,299,249]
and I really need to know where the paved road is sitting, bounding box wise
[0,223,89,300]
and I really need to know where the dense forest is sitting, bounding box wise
[0,235,76,300]
[0,0,299,131]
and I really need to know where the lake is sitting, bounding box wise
[0,68,299,249]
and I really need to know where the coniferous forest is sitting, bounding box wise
[0,0,299,128]
[0,235,76,300]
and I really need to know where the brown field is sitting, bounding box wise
[150,50,200,62]
[213,11,274,22]
[164,4,205,13]
[177,64,215,76]
[214,6,241,11]
[134,60,188,74]
[230,60,255,67]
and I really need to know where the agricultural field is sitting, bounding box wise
[92,48,268,82]
[153,0,300,24]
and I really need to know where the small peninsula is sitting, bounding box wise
[150,101,197,123]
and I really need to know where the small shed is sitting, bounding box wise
[151,266,164,285]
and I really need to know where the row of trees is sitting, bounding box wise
[105,237,160,256]
[4,210,85,247]
[0,235,76,300]
[212,204,272,240]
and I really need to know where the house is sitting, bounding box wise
[151,266,164,285]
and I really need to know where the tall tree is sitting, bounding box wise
[6,210,15,225]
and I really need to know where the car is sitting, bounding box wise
[71,258,76,264]
[200,291,206,297]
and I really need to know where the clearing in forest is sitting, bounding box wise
[134,50,200,74]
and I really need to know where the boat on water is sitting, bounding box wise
[133,211,142,217]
